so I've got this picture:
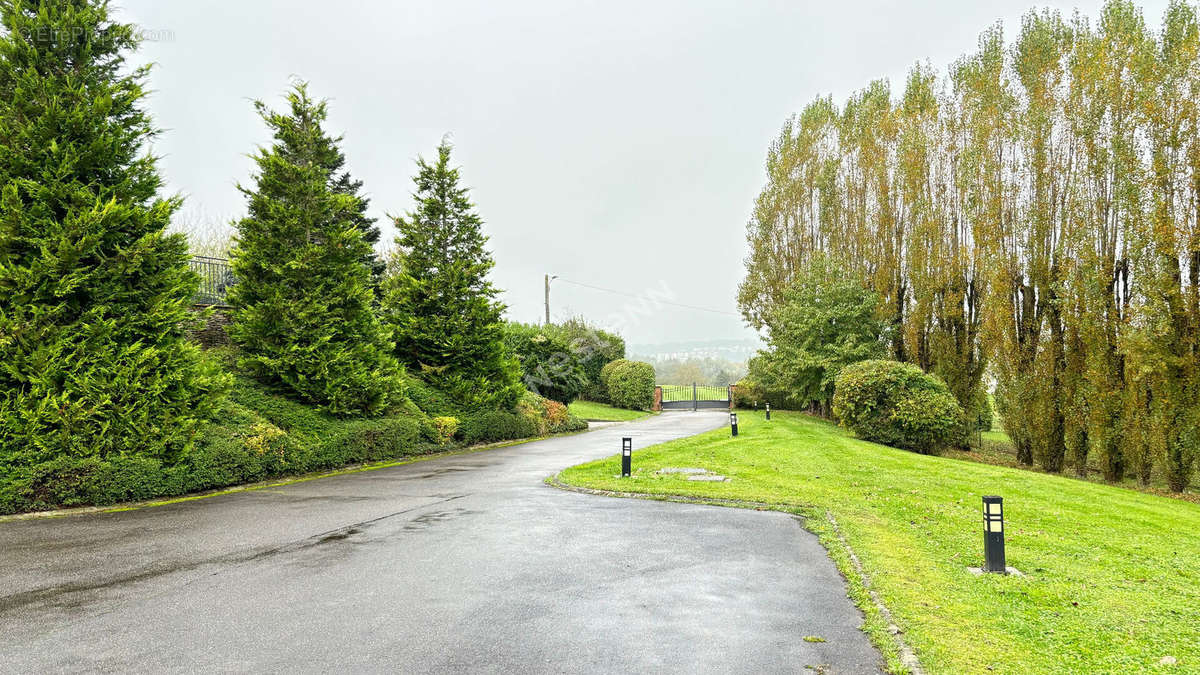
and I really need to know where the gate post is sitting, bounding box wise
[692,383,697,412]
[728,384,734,411]
[652,386,662,412]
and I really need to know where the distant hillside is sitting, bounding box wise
[629,338,761,363]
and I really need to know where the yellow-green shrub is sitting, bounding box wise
[432,416,459,445]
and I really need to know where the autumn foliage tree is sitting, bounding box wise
[740,0,1200,491]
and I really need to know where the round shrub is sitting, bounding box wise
[603,360,656,410]
[832,360,963,454]
[598,359,628,395]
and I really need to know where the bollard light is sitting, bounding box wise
[730,412,739,437]
[982,496,1006,573]
[621,437,632,477]
[765,402,771,421]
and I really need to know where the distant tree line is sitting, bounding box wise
[740,0,1200,491]
[644,355,747,388]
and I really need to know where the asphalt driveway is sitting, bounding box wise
[0,411,882,674]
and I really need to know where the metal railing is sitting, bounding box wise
[190,256,234,306]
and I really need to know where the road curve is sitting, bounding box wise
[0,411,882,674]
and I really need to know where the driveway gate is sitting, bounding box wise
[658,384,731,411]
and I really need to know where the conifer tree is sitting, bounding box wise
[331,165,385,284]
[266,88,382,286]
[0,0,228,469]
[229,83,400,415]
[383,140,521,409]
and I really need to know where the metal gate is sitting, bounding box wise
[190,256,235,307]
[659,384,731,411]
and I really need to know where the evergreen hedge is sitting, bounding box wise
[549,319,625,402]
[503,322,587,404]
[0,366,434,515]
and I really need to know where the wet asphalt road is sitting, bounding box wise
[0,411,881,674]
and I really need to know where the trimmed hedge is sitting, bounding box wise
[432,416,459,445]
[459,394,587,445]
[602,359,655,410]
[458,410,539,444]
[0,353,591,515]
[0,385,435,515]
[599,359,628,400]
[832,360,963,455]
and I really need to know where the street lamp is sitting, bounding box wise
[544,274,558,325]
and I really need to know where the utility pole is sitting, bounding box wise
[544,274,557,325]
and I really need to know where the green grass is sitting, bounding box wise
[556,411,1200,675]
[567,400,650,422]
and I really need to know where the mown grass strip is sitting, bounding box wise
[555,411,1200,675]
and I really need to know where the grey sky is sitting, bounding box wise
[121,0,1170,346]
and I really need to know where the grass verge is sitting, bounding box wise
[554,411,1200,675]
[567,400,650,422]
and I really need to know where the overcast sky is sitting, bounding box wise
[119,0,1171,346]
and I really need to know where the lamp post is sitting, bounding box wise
[621,437,632,477]
[544,274,558,325]
[765,402,771,421]
[982,496,1006,573]
[730,412,739,437]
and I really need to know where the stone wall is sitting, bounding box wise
[188,307,232,348]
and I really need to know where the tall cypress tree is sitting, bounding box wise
[273,115,383,285]
[330,160,384,285]
[0,0,228,470]
[229,82,400,415]
[383,140,521,409]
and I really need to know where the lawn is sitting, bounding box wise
[567,400,650,422]
[555,411,1200,675]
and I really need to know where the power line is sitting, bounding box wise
[554,277,742,317]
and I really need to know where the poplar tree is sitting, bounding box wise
[738,0,1199,490]
[229,83,400,415]
[0,0,228,469]
[383,140,521,410]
